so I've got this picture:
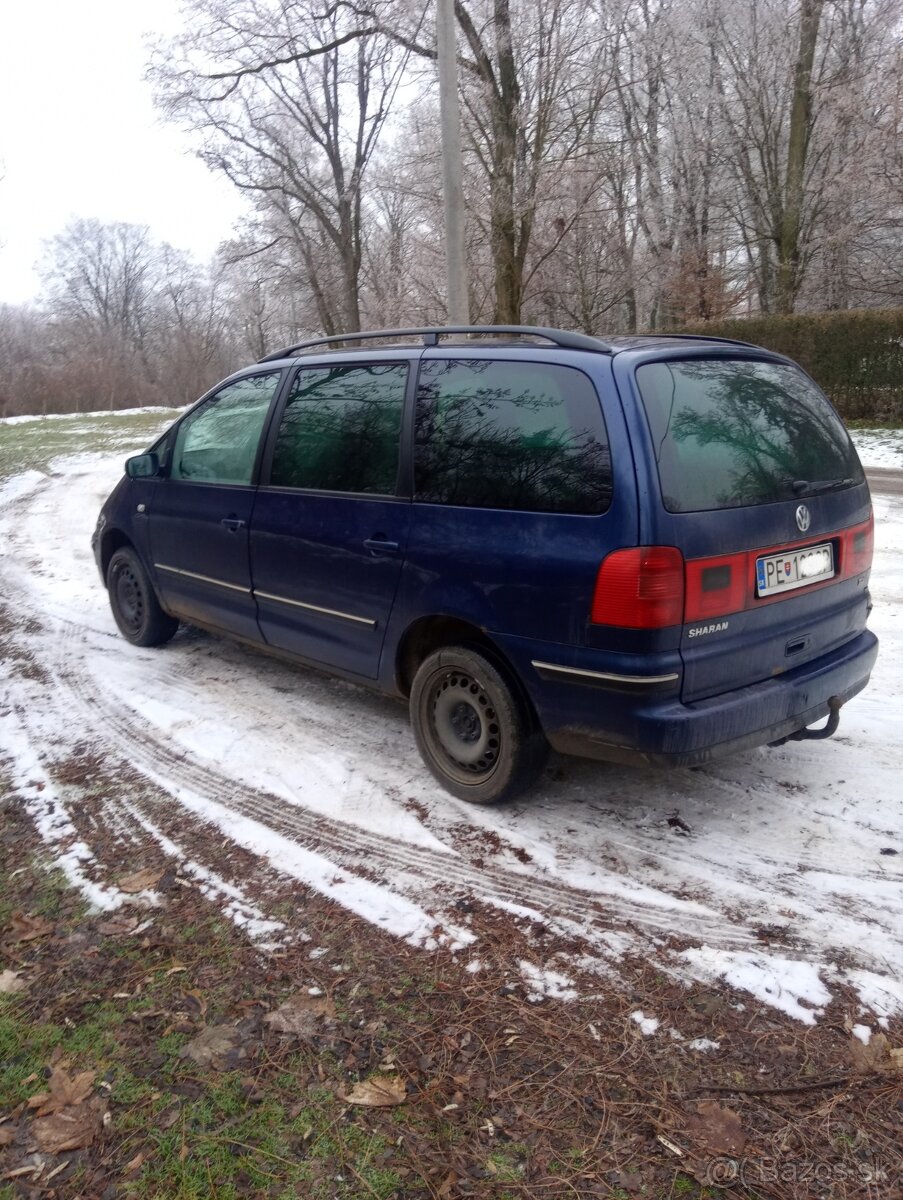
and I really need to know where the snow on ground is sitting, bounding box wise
[0,405,185,426]
[852,427,903,469]
[1,433,902,1025]
[0,469,47,509]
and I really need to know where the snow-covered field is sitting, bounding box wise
[2,415,902,1028]
[853,426,903,469]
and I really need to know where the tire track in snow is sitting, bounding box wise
[42,612,742,949]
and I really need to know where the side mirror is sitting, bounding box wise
[125,452,160,479]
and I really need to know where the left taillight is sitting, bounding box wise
[591,546,684,628]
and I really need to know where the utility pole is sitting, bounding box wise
[435,0,470,323]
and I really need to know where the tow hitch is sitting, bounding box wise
[770,695,843,747]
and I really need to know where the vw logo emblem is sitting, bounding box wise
[796,504,811,533]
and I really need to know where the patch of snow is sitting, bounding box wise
[687,1037,720,1052]
[123,804,287,948]
[464,959,484,974]
[851,1024,871,1046]
[678,948,832,1025]
[842,970,903,1022]
[0,712,134,913]
[133,768,475,952]
[0,469,46,509]
[1,405,184,426]
[519,961,577,1002]
[630,1010,659,1036]
[852,428,903,470]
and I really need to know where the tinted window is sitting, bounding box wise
[270,364,407,494]
[636,359,864,513]
[414,360,612,513]
[171,374,279,485]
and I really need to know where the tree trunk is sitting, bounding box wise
[776,0,825,314]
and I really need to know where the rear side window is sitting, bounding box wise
[636,359,864,513]
[414,360,612,513]
[270,363,407,495]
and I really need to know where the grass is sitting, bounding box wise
[0,854,407,1199]
[1,964,403,1200]
[0,409,177,480]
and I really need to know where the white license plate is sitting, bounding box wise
[756,542,834,597]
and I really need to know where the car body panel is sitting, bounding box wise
[146,479,259,641]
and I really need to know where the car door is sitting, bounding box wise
[148,370,283,642]
[250,359,412,678]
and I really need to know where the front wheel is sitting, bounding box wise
[410,645,548,804]
[107,547,179,647]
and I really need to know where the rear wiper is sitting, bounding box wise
[791,477,854,496]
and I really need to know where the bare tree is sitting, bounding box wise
[153,0,413,334]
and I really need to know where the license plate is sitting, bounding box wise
[756,542,834,597]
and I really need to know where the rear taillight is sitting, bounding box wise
[591,546,684,628]
[841,511,874,577]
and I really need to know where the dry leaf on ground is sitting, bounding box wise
[6,911,53,942]
[96,915,140,936]
[118,867,163,894]
[684,1099,746,1155]
[28,1067,96,1117]
[850,1033,903,1074]
[0,1125,15,1147]
[850,1031,889,1072]
[179,1024,246,1070]
[264,993,336,1039]
[33,1099,105,1154]
[0,969,26,994]
[343,1075,407,1107]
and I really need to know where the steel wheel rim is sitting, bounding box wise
[427,669,500,780]
[115,564,145,633]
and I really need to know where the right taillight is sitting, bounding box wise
[841,510,874,577]
[591,546,684,628]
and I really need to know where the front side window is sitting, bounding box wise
[635,358,864,512]
[270,363,407,494]
[171,373,280,485]
[414,359,612,513]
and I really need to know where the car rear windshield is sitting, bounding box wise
[635,358,864,513]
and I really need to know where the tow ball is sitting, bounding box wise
[769,695,843,747]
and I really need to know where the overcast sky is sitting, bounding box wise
[0,0,245,305]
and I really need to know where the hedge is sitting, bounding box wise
[679,308,903,423]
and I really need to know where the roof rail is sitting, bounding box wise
[258,325,615,363]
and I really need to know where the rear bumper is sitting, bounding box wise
[509,629,878,768]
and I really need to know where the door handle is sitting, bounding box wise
[221,517,246,532]
[363,537,399,555]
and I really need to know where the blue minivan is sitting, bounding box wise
[92,326,878,803]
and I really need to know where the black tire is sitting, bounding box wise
[107,547,179,647]
[410,645,548,804]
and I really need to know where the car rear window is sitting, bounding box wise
[635,358,864,513]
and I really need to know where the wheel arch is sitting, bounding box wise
[394,615,537,720]
[100,528,134,582]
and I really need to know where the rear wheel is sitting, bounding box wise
[410,645,547,804]
[107,547,178,647]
